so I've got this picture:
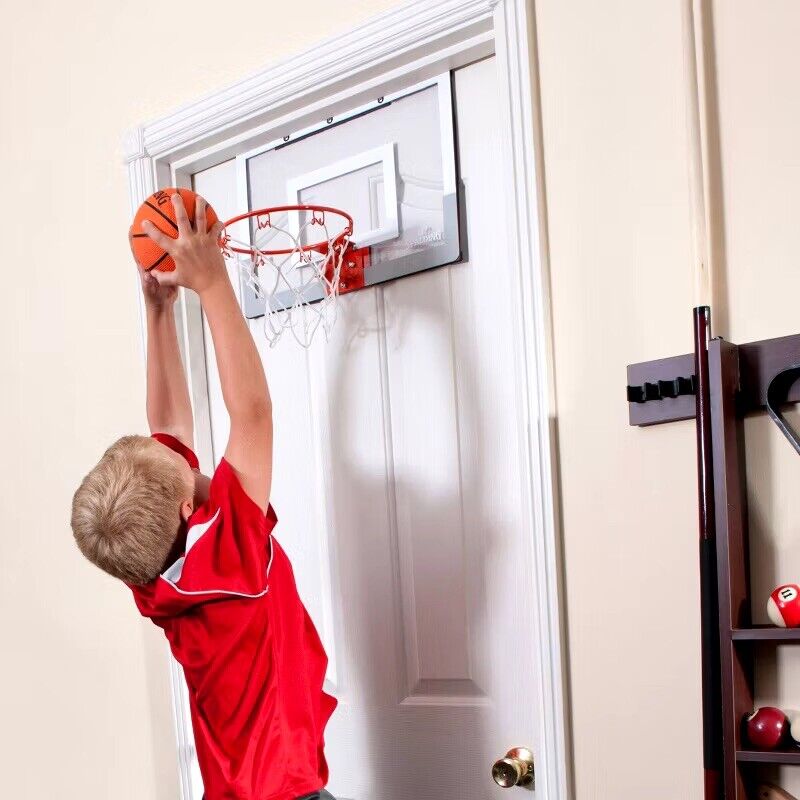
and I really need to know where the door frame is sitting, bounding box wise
[124,1,569,797]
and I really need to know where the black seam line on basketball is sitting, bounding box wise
[144,201,179,232]
[148,251,171,270]
[131,233,149,238]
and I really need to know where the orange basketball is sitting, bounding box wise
[130,188,219,272]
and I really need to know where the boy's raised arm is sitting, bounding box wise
[133,253,194,447]
[200,279,273,511]
[142,194,273,512]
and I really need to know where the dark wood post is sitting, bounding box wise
[708,338,753,798]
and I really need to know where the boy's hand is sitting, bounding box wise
[130,232,178,310]
[141,193,226,295]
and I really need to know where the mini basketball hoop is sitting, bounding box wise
[220,205,368,348]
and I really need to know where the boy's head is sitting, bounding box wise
[71,436,196,585]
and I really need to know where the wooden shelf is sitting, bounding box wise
[737,747,800,765]
[628,332,800,797]
[732,626,800,643]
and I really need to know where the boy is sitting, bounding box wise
[71,194,336,800]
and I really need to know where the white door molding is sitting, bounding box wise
[124,1,569,797]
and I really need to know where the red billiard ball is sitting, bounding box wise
[746,707,788,750]
[767,584,800,628]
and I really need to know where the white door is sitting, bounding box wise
[192,56,545,800]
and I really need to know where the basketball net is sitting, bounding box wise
[221,206,353,348]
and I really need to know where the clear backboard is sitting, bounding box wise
[233,74,463,319]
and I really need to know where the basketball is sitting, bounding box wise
[130,188,219,272]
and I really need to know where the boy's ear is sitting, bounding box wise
[180,499,194,523]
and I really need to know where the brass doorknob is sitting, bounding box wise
[492,747,534,789]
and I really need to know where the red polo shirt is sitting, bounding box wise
[130,435,336,800]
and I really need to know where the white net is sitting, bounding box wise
[221,207,352,348]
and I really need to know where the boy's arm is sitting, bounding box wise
[200,280,273,511]
[137,263,194,446]
[142,195,273,512]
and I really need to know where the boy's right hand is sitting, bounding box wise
[130,231,177,310]
[141,193,226,295]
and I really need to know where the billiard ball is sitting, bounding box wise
[767,584,800,628]
[746,707,788,750]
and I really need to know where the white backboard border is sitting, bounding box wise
[236,74,461,318]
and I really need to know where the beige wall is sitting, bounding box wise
[5,0,800,797]
[536,0,800,796]
[0,1,396,798]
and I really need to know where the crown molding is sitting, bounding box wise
[121,125,146,163]
[137,0,496,160]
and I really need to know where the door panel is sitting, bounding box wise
[193,55,541,800]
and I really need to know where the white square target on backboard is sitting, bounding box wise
[234,74,462,318]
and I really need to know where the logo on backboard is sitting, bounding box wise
[410,227,444,248]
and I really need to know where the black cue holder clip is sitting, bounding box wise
[626,375,697,404]
[766,364,800,456]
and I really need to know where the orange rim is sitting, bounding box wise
[221,205,354,257]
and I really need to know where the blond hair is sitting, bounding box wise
[71,435,191,585]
